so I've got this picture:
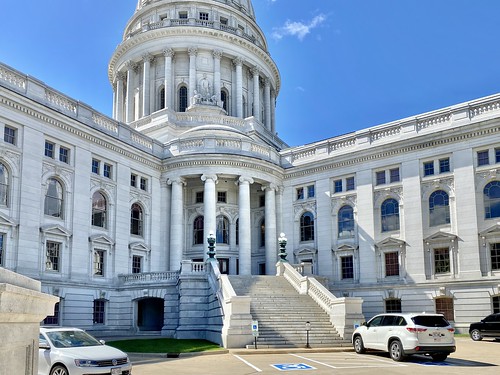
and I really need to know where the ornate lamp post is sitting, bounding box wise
[207,231,216,259]
[278,232,288,262]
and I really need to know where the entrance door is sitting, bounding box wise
[218,258,229,274]
[137,298,164,331]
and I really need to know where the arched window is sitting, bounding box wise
[193,216,204,245]
[429,190,450,226]
[221,90,228,113]
[484,181,500,219]
[260,219,265,247]
[300,212,315,242]
[159,87,165,110]
[338,205,354,238]
[179,86,188,112]
[0,162,9,206]
[381,198,400,232]
[216,216,229,244]
[44,178,64,218]
[91,191,107,228]
[130,203,143,236]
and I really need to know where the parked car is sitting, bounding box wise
[352,313,456,362]
[39,327,132,375]
[469,313,500,341]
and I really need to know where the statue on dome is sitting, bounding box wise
[199,74,212,100]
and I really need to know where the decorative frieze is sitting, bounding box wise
[421,177,455,197]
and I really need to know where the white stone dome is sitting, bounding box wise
[136,0,256,19]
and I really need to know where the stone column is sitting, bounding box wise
[251,66,261,121]
[168,177,185,271]
[115,72,125,122]
[188,47,198,101]
[125,60,136,123]
[276,186,284,239]
[213,50,222,103]
[202,174,217,260]
[238,176,254,275]
[264,78,271,130]
[142,53,153,117]
[233,57,244,118]
[263,184,277,274]
[163,48,175,109]
[271,90,276,134]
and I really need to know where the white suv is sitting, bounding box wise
[352,313,456,361]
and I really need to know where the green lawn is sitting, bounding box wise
[107,338,223,354]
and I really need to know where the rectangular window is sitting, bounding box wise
[346,177,355,191]
[44,141,55,158]
[296,187,304,200]
[220,17,228,25]
[259,195,265,207]
[478,150,490,166]
[199,12,209,20]
[130,174,137,187]
[493,296,500,314]
[435,298,454,321]
[59,146,70,164]
[334,180,342,193]
[424,161,434,176]
[0,233,4,266]
[389,168,400,183]
[91,159,100,174]
[385,252,400,277]
[491,243,500,271]
[103,163,112,178]
[341,256,354,279]
[179,11,188,19]
[434,247,450,274]
[439,158,450,173]
[132,255,142,274]
[3,126,16,145]
[93,300,105,324]
[496,148,500,164]
[376,171,386,185]
[93,250,105,276]
[43,302,60,326]
[217,191,227,203]
[385,299,402,313]
[140,177,147,191]
[307,185,315,198]
[195,191,204,204]
[45,241,60,272]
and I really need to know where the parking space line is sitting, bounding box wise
[233,355,263,372]
[289,354,338,369]
[345,352,407,365]
[289,353,408,369]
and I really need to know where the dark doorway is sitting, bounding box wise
[137,298,164,331]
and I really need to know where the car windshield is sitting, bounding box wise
[46,330,102,348]
[411,315,449,327]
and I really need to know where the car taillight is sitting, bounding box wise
[447,328,455,333]
[406,327,427,333]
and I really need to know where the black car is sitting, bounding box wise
[469,313,500,341]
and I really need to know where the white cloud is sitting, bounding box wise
[272,14,327,41]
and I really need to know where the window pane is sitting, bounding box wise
[93,300,105,324]
[93,250,105,276]
[389,168,400,183]
[46,242,60,271]
[59,147,69,164]
[334,180,342,193]
[44,179,64,218]
[296,187,304,200]
[478,150,489,166]
[0,233,4,266]
[92,192,107,228]
[132,255,142,274]
[341,256,354,279]
[491,243,500,271]
[43,302,60,325]
[179,86,188,112]
[434,247,450,274]
[0,163,9,206]
[338,206,354,238]
[381,198,400,232]
[193,216,204,245]
[4,126,16,145]
[45,141,55,158]
[493,296,500,314]
[484,181,500,219]
[346,177,355,191]
[439,158,450,173]
[435,298,454,321]
[429,190,450,226]
[424,161,434,176]
[307,185,315,198]
[103,164,112,178]
[385,252,400,277]
[92,159,100,174]
[385,299,402,313]
[130,203,143,236]
[300,212,314,241]
[216,216,229,244]
[376,171,386,185]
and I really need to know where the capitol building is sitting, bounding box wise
[1,0,500,347]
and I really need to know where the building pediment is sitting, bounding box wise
[129,242,150,252]
[480,224,500,238]
[294,247,317,256]
[376,237,407,248]
[424,231,457,244]
[0,212,17,227]
[334,244,357,252]
[40,224,71,238]
[89,234,115,246]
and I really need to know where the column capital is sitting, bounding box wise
[212,49,223,59]
[251,66,261,76]
[163,48,175,58]
[125,60,138,72]
[262,183,278,192]
[201,174,218,183]
[233,56,244,67]
[238,176,254,185]
[188,47,198,56]
[142,52,155,63]
[115,71,126,82]
[167,177,186,186]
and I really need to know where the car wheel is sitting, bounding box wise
[353,335,366,354]
[389,340,406,362]
[50,365,69,375]
[432,353,448,362]
[470,329,483,341]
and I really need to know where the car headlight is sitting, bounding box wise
[74,360,99,367]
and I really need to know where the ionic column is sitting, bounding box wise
[238,176,254,275]
[213,49,223,103]
[271,90,276,134]
[125,61,136,123]
[233,57,244,118]
[163,48,175,109]
[276,186,284,240]
[201,174,217,260]
[168,177,186,271]
[264,78,271,130]
[263,184,277,274]
[142,53,153,117]
[115,72,125,122]
[188,47,198,100]
[251,66,261,121]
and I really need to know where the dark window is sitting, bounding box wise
[376,171,386,185]
[195,191,204,204]
[216,216,229,244]
[429,190,450,226]
[91,159,100,174]
[338,205,354,238]
[93,300,105,324]
[412,314,450,327]
[199,12,209,20]
[435,298,454,321]
[439,158,450,173]
[46,241,60,272]
[434,247,450,274]
[159,88,165,110]
[496,148,500,164]
[44,178,63,218]
[59,146,70,164]
[220,17,228,25]
[45,141,55,158]
[385,252,399,277]
[484,181,500,219]
[424,161,434,176]
[300,212,314,242]
[296,187,304,200]
[341,256,354,279]
[385,299,402,313]
[130,203,143,236]
[381,198,400,232]
[3,126,16,145]
[130,174,137,187]
[140,177,147,191]
[217,191,227,203]
[259,195,265,207]
[235,219,239,246]
[179,86,188,112]
[132,255,142,274]
[93,250,105,276]
[307,185,315,198]
[493,296,500,314]
[179,11,188,19]
[0,162,8,206]
[193,216,204,245]
[491,243,500,271]
[221,90,228,112]
[334,180,342,193]
[346,177,355,191]
[260,219,265,247]
[103,163,112,179]
[478,150,490,166]
[389,168,400,183]
[0,233,4,266]
[91,191,107,228]
[43,302,60,325]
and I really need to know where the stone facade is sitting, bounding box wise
[0,0,500,341]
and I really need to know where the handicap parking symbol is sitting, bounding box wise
[271,363,316,371]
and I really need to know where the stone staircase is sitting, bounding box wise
[228,275,351,348]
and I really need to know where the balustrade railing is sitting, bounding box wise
[118,271,180,284]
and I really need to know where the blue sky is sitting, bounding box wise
[1,0,500,147]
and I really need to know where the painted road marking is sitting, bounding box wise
[271,363,316,371]
[233,355,262,372]
[289,353,407,369]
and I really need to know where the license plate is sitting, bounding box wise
[111,368,121,375]
[432,331,442,341]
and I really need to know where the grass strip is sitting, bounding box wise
[107,338,222,353]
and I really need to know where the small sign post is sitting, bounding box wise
[251,320,259,349]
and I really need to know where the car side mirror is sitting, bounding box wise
[99,340,106,345]
[39,342,51,350]
[362,322,367,327]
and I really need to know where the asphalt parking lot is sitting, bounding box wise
[129,337,500,375]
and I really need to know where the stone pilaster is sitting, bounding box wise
[163,48,175,109]
[252,66,261,121]
[233,57,244,118]
[188,47,198,100]
[238,176,254,275]
[142,53,154,117]
[264,78,271,130]
[213,49,222,103]
[263,184,277,274]
[202,174,218,260]
[168,177,186,271]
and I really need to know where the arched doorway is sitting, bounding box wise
[137,298,164,331]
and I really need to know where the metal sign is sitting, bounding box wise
[251,320,259,337]
[271,364,316,371]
